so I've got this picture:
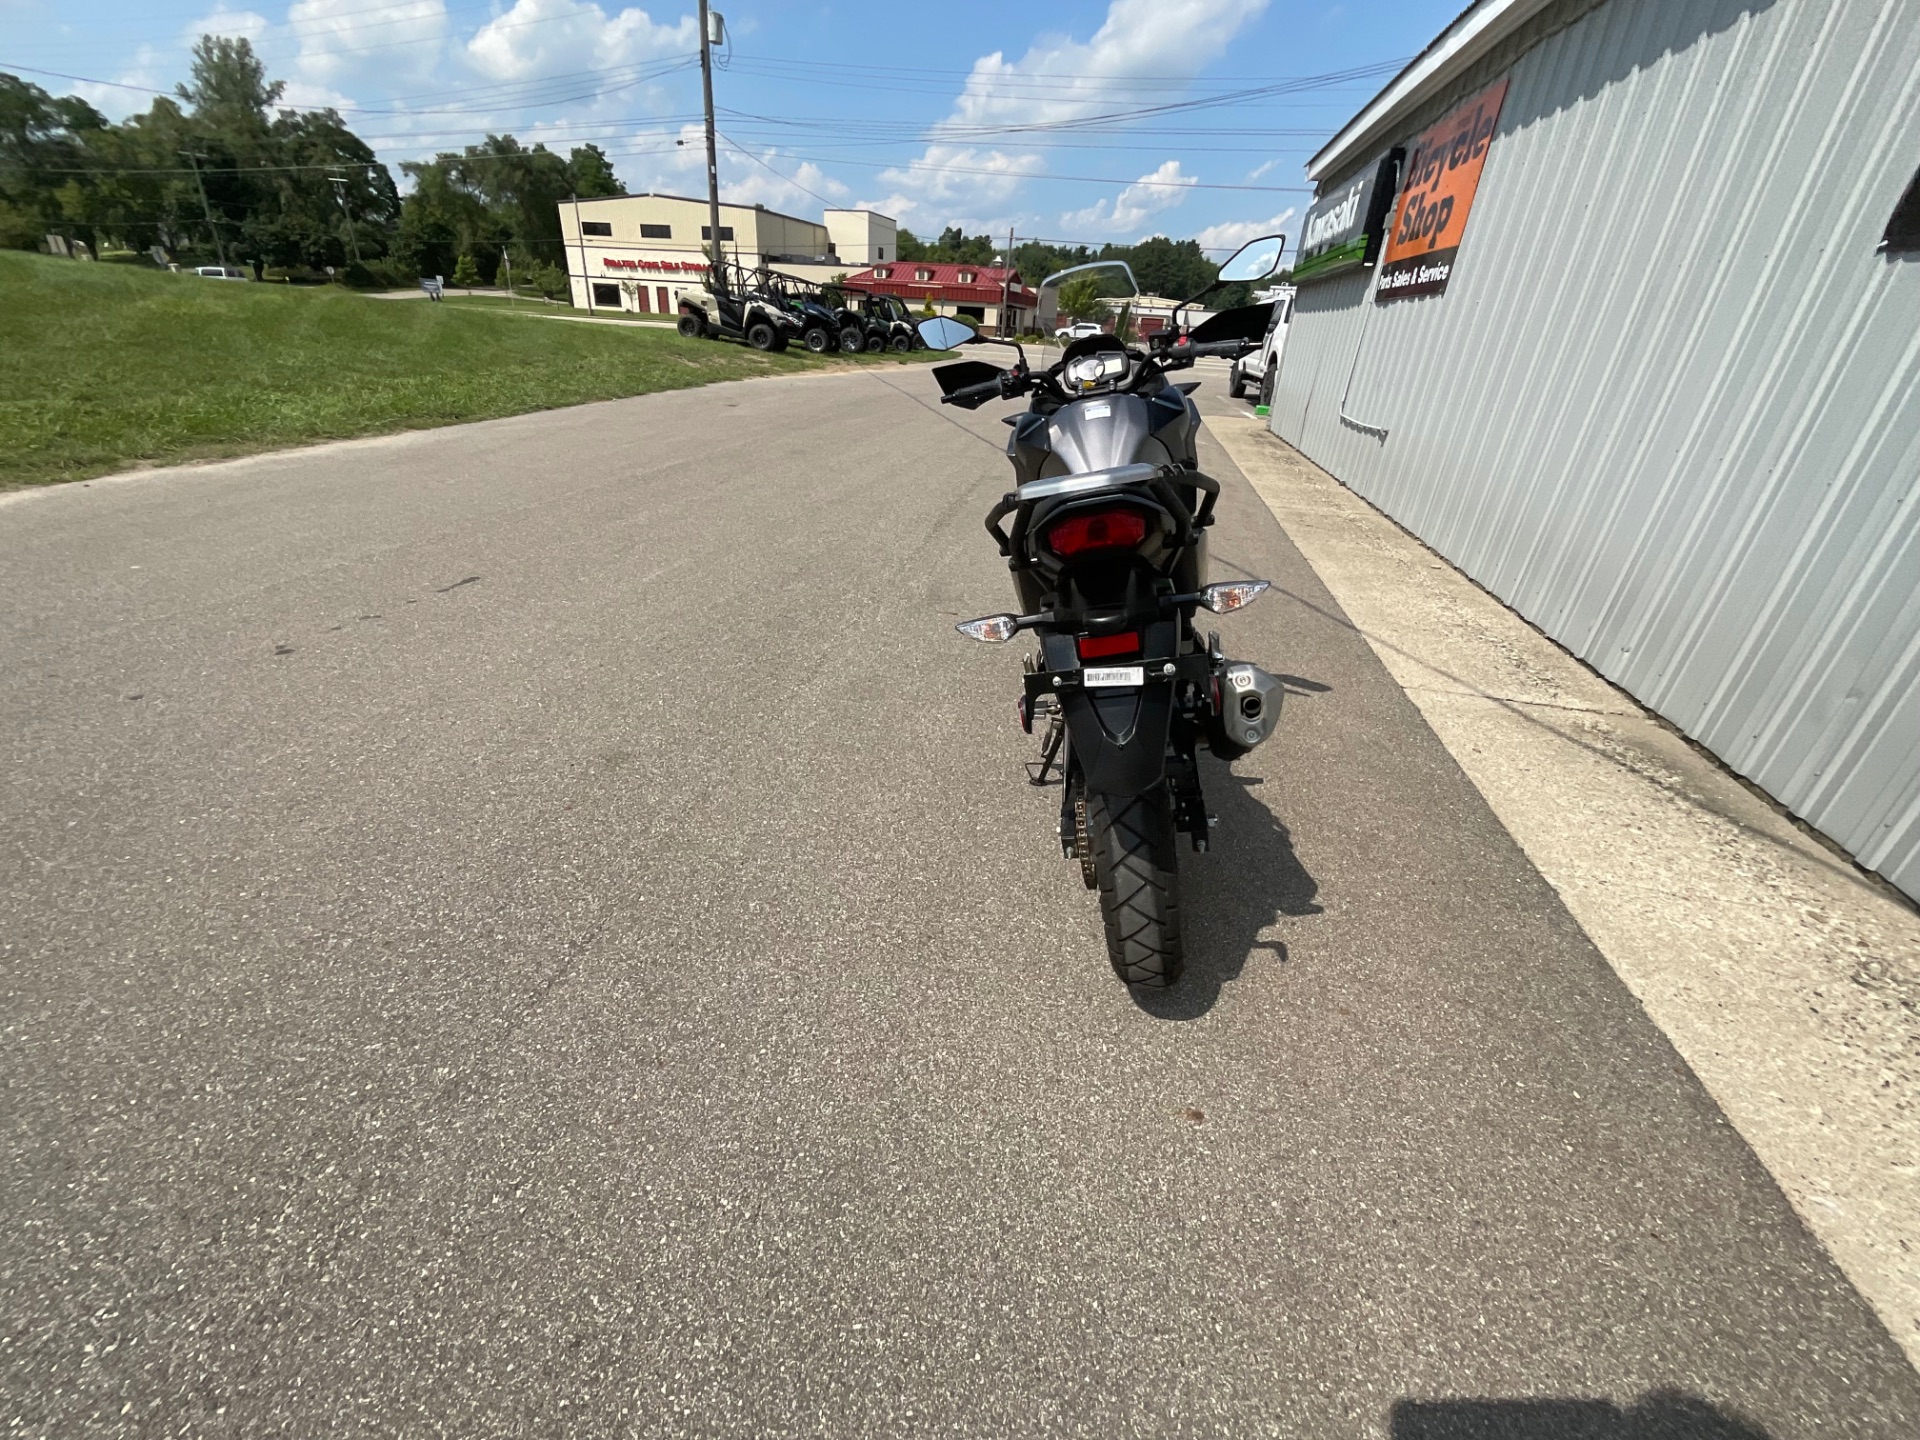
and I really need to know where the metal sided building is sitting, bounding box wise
[1269,0,1920,900]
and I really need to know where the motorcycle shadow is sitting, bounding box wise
[1133,755,1322,1021]
[1389,1390,1772,1439]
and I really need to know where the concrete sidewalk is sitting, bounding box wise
[1207,411,1920,1370]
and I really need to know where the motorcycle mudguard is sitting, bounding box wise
[1063,683,1174,798]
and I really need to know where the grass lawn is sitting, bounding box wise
[0,252,932,489]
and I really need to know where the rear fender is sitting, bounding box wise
[1050,620,1178,799]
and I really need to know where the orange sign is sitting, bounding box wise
[1377,76,1509,302]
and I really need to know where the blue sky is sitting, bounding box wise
[1,0,1466,254]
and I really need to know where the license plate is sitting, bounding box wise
[1082,666,1145,688]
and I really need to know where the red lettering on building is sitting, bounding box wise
[600,257,707,272]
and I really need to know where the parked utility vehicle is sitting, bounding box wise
[676,266,804,351]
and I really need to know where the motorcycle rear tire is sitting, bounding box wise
[1088,787,1185,988]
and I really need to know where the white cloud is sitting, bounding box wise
[1194,206,1297,255]
[721,156,849,212]
[466,0,694,82]
[1244,157,1279,182]
[1061,159,1197,235]
[71,44,171,120]
[290,0,448,83]
[881,0,1266,231]
[875,143,1046,228]
[184,7,271,47]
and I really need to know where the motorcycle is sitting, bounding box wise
[919,234,1287,990]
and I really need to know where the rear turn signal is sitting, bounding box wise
[956,614,1020,643]
[1200,580,1270,614]
[1045,506,1151,558]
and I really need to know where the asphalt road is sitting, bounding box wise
[4,365,1916,1438]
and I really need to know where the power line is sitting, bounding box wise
[0,56,699,118]
[715,130,838,208]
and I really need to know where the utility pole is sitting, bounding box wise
[179,150,227,269]
[326,173,362,266]
[698,1,725,292]
[572,192,594,313]
[1000,226,1015,337]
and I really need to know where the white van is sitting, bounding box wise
[192,266,249,281]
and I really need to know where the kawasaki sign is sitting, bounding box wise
[1292,150,1401,284]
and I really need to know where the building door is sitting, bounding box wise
[633,286,650,312]
[657,286,671,313]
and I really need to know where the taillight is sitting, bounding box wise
[1078,631,1141,661]
[1044,505,1151,558]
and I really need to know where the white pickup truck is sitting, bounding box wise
[1228,291,1294,406]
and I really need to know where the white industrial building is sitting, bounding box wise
[1269,0,1920,899]
[556,193,897,314]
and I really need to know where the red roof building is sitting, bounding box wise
[841,260,1039,335]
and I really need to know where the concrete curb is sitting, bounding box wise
[1207,411,1920,1371]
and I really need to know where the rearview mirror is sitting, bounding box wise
[918,316,976,350]
[1217,234,1285,284]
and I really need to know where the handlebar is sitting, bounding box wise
[941,376,1013,407]
[1187,339,1254,359]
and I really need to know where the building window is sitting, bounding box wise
[700,225,735,241]
[591,282,621,306]
[915,267,933,281]
[874,267,891,279]
[640,223,671,239]
[957,304,986,322]
[957,270,975,284]
[581,221,612,237]
[876,246,884,261]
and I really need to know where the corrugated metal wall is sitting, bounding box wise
[1270,0,1920,899]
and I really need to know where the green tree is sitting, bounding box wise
[176,35,281,138]
[3,42,398,268]
[456,135,573,266]
[245,109,399,272]
[1114,235,1215,300]
[1057,275,1110,322]
[451,252,481,289]
[566,143,622,198]
[395,156,507,281]
[0,74,109,249]
[932,225,996,264]
[518,258,569,300]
